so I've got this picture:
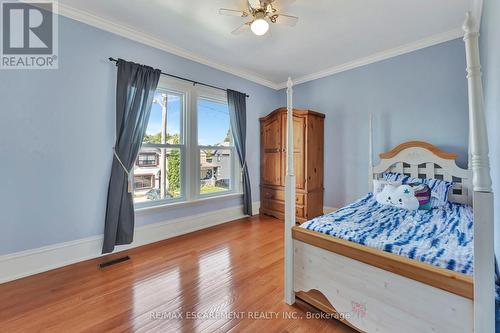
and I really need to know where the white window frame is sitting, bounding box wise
[193,87,239,199]
[134,76,241,210]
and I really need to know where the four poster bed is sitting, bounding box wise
[283,13,495,333]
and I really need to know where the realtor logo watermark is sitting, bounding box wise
[1,0,58,69]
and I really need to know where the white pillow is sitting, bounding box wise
[372,179,387,195]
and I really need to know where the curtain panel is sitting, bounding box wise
[102,59,161,254]
[227,89,252,216]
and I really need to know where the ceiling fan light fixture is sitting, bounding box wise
[250,18,269,36]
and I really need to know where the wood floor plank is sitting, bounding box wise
[0,215,355,333]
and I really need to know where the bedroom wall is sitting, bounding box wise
[0,14,281,255]
[480,0,500,259]
[280,39,469,208]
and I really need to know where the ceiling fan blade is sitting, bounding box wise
[248,0,261,10]
[272,13,298,26]
[219,8,248,17]
[274,0,296,7]
[231,23,250,35]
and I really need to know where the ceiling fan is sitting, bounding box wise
[219,0,298,36]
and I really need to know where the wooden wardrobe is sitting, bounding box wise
[259,108,324,224]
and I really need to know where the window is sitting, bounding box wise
[199,148,232,194]
[137,153,158,167]
[133,78,239,209]
[197,98,234,195]
[133,89,184,205]
[134,175,154,190]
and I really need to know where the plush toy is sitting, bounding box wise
[376,184,420,211]
[391,185,420,210]
[375,183,398,206]
[373,179,401,195]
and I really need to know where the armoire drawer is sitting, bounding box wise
[262,188,284,201]
[262,199,285,213]
[262,188,305,206]
[261,200,304,218]
[295,193,305,205]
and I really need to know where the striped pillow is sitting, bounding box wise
[382,172,453,208]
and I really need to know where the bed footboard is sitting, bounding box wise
[294,240,473,333]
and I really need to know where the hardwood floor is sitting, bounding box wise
[0,215,356,333]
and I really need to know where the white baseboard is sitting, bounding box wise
[323,206,338,214]
[0,201,260,284]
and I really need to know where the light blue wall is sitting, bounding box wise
[280,39,469,208]
[480,0,500,259]
[0,15,281,255]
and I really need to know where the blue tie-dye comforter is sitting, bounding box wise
[300,192,474,275]
[301,193,500,330]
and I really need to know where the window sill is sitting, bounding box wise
[134,192,243,214]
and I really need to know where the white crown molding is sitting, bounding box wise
[56,3,281,90]
[276,28,464,89]
[0,201,260,283]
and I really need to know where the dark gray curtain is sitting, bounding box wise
[227,89,252,215]
[102,59,161,254]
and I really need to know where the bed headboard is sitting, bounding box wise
[369,141,472,205]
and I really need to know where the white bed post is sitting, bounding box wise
[463,11,495,333]
[368,113,374,191]
[284,77,296,305]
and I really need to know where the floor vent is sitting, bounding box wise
[99,256,130,268]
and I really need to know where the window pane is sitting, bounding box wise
[137,153,158,167]
[133,147,182,203]
[143,91,182,145]
[197,98,231,146]
[199,148,231,194]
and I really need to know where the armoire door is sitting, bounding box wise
[281,114,306,190]
[261,115,282,186]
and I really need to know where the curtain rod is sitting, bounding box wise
[108,57,249,98]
